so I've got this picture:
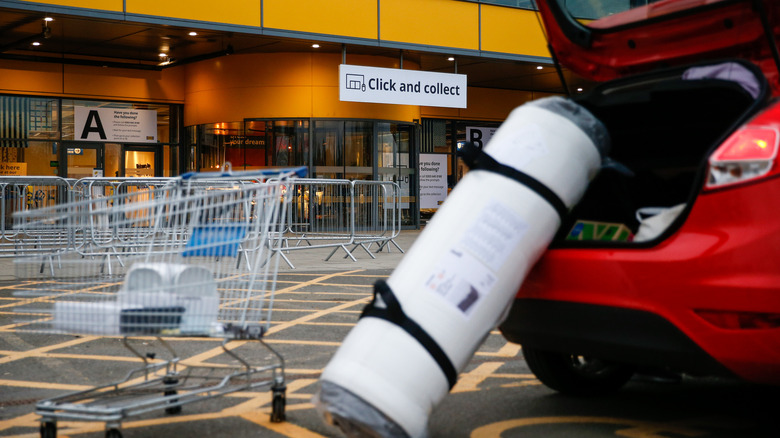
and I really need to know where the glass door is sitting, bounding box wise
[378,123,417,227]
[123,145,159,177]
[64,142,103,179]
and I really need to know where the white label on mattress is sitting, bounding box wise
[424,249,496,318]
[424,200,527,317]
[459,200,528,267]
[485,123,548,171]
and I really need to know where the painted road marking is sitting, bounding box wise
[470,416,719,438]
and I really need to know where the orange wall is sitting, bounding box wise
[127,0,261,27]
[422,88,551,122]
[1,53,547,126]
[380,0,479,50]
[480,5,549,57]
[264,0,377,39]
[183,53,422,126]
[183,52,551,126]
[0,59,185,102]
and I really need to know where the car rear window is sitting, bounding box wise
[567,0,731,26]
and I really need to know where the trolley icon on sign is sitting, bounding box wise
[346,74,366,92]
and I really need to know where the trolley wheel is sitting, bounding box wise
[40,421,56,438]
[163,376,181,415]
[270,390,286,423]
[164,391,182,415]
[105,429,122,438]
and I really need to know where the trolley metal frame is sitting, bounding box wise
[13,166,306,438]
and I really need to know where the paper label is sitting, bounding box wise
[424,249,496,318]
[425,200,527,318]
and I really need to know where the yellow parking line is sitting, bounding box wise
[0,336,97,365]
[475,341,521,358]
[471,416,708,438]
[452,362,505,394]
[0,350,165,363]
[183,270,367,366]
[242,413,328,438]
[47,378,320,437]
[0,269,373,438]
[266,296,370,336]
[0,412,39,434]
[0,378,91,391]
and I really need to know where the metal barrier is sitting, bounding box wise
[69,177,176,201]
[0,176,74,258]
[5,175,405,270]
[320,180,403,262]
[67,178,178,273]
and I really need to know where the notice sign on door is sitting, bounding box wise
[419,154,448,209]
[74,107,157,143]
[340,64,467,108]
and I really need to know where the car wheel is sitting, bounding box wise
[522,346,635,396]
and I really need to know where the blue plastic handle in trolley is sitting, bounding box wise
[180,166,308,180]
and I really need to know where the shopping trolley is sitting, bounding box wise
[12,166,305,438]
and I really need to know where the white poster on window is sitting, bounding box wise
[466,126,497,149]
[74,107,157,143]
[419,154,448,209]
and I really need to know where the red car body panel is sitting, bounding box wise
[506,0,780,386]
[537,0,780,94]
[519,163,780,383]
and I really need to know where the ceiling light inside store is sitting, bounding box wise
[447,57,455,61]
[32,41,40,46]
[159,53,167,58]
[536,66,543,69]
[312,44,320,48]
[189,31,197,36]
[44,17,53,22]
[577,88,584,92]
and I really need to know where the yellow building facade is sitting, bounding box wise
[0,0,563,226]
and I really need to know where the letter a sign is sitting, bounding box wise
[74,107,157,143]
[80,110,108,140]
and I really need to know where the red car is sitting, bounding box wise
[499,0,780,394]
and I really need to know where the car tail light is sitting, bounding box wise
[695,309,780,330]
[705,126,779,190]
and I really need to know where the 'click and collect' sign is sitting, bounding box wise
[340,64,467,108]
[74,107,157,143]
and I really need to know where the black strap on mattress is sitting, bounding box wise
[360,279,458,390]
[458,141,568,221]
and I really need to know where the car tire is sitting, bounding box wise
[522,346,635,396]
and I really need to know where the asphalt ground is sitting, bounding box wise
[1,229,779,438]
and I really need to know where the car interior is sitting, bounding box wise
[553,61,766,245]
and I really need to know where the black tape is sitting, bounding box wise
[360,280,458,390]
[458,142,568,221]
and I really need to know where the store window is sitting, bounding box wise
[195,120,310,172]
[0,96,58,177]
[268,120,309,168]
[378,123,416,226]
[0,95,180,179]
[421,118,501,189]
[188,118,418,227]
[313,120,343,178]
[62,100,177,178]
[344,121,373,180]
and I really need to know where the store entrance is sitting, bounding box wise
[378,123,417,227]
[63,143,160,178]
[123,145,158,177]
[64,142,103,179]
